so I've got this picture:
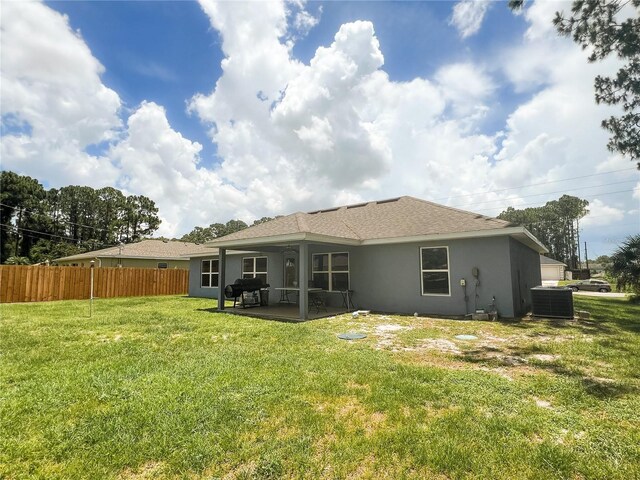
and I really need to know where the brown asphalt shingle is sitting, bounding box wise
[540,256,566,266]
[56,239,214,262]
[208,196,513,245]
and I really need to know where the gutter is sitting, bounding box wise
[203,226,547,253]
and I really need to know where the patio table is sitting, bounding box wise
[327,289,355,310]
[275,287,322,304]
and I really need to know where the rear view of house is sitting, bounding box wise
[189,196,546,319]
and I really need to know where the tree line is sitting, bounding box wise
[0,171,161,264]
[178,216,279,244]
[0,171,278,265]
[498,195,589,269]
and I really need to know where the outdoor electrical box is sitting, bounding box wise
[459,279,466,286]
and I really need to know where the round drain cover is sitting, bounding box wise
[338,332,367,340]
[455,334,478,340]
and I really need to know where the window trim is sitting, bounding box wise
[242,256,268,281]
[200,258,219,289]
[312,252,350,292]
[419,246,451,297]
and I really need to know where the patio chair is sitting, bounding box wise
[308,280,327,313]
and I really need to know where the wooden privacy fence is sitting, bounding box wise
[0,265,189,303]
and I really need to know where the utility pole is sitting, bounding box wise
[14,208,22,257]
[584,242,589,271]
[576,218,581,270]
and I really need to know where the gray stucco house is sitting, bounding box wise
[187,196,546,320]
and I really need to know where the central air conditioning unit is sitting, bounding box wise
[530,287,574,319]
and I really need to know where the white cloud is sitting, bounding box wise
[110,101,253,236]
[2,0,637,252]
[435,62,494,118]
[0,2,121,144]
[450,0,492,39]
[581,199,625,227]
[290,1,322,38]
[0,1,122,187]
[189,3,500,215]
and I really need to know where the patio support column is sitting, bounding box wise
[299,242,308,320]
[217,248,226,311]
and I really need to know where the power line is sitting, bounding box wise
[0,223,81,243]
[448,181,637,209]
[432,167,638,201]
[473,189,637,213]
[0,202,112,233]
[515,212,629,227]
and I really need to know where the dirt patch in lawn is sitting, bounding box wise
[374,324,414,350]
[337,313,593,384]
[406,338,461,354]
[311,395,387,438]
[533,397,554,409]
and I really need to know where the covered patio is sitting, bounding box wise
[226,304,349,322]
[213,234,358,321]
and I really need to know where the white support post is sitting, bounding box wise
[299,243,308,320]
[218,248,226,311]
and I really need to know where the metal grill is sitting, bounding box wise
[224,278,270,308]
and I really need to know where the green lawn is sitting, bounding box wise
[1,296,639,479]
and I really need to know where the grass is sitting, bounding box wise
[1,296,639,479]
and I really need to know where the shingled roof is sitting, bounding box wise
[540,255,567,266]
[56,239,214,262]
[205,196,547,252]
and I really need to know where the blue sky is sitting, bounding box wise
[46,1,530,168]
[1,1,638,256]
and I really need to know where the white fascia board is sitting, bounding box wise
[304,233,361,245]
[361,227,522,245]
[104,255,190,261]
[201,227,547,252]
[519,228,549,253]
[205,233,360,248]
[361,226,548,253]
[56,254,192,262]
[182,250,253,258]
[205,233,308,248]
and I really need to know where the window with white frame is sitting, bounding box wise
[420,247,450,295]
[312,252,349,291]
[201,259,219,288]
[242,256,268,284]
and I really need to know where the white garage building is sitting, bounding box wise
[540,255,566,281]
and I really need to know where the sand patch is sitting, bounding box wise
[529,354,560,362]
[533,397,553,409]
[411,338,461,354]
[373,324,414,350]
[376,324,411,333]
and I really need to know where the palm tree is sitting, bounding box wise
[609,235,640,296]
